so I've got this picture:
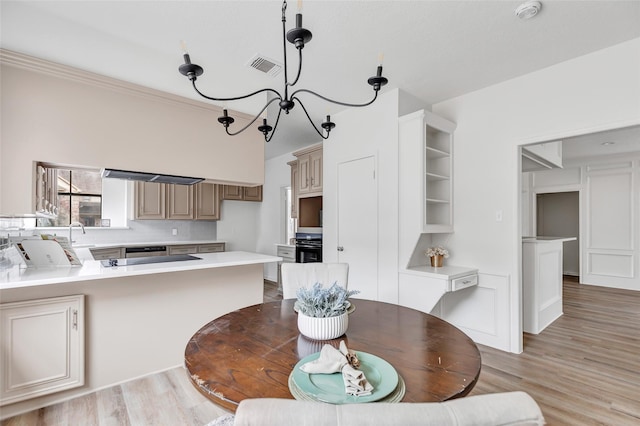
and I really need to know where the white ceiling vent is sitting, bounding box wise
[246,54,282,77]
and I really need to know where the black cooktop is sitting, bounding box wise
[101,254,201,267]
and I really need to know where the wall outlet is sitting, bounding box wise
[172,228,178,236]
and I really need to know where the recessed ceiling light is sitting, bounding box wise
[515,1,542,20]
[601,142,616,146]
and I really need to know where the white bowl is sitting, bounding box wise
[297,311,348,340]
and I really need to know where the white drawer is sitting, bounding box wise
[450,274,478,292]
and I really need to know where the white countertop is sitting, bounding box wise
[0,251,281,290]
[522,236,577,243]
[402,264,478,280]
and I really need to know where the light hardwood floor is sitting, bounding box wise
[3,278,639,425]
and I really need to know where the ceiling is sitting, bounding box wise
[2,1,639,160]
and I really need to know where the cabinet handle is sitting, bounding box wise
[73,310,78,330]
[337,246,344,252]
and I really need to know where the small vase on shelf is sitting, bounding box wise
[430,254,444,268]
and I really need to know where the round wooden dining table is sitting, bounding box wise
[184,299,481,412]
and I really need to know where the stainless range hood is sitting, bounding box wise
[101,168,204,185]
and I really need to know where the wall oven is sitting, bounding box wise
[295,232,322,263]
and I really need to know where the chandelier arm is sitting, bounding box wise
[192,80,281,103]
[287,49,303,87]
[264,107,284,143]
[290,88,379,108]
[292,96,330,140]
[224,97,282,136]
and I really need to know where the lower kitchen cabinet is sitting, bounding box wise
[168,243,225,255]
[197,243,225,253]
[0,295,85,405]
[90,247,124,260]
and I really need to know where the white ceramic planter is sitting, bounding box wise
[297,311,349,340]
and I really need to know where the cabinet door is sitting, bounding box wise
[167,184,194,220]
[1,295,84,405]
[135,182,166,219]
[289,161,299,218]
[243,186,263,202]
[309,150,323,192]
[222,185,243,200]
[298,156,312,194]
[195,183,221,220]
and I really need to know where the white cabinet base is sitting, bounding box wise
[1,295,84,406]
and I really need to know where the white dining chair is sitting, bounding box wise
[281,263,349,299]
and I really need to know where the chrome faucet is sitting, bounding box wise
[69,222,85,244]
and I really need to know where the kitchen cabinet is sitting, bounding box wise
[168,244,199,255]
[90,246,124,260]
[167,183,194,220]
[288,160,298,218]
[399,110,455,233]
[294,144,323,197]
[195,183,221,220]
[135,181,166,219]
[197,242,225,253]
[222,185,263,202]
[0,295,84,405]
[135,182,221,220]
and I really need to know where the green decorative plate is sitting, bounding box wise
[291,351,398,404]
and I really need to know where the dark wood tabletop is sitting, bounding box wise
[184,299,481,412]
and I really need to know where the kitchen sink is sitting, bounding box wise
[101,254,201,267]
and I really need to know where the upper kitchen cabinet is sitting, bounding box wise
[399,110,456,233]
[222,185,263,202]
[195,183,222,220]
[288,160,299,218]
[294,144,323,197]
[135,181,167,219]
[135,182,221,220]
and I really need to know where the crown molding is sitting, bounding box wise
[0,48,252,119]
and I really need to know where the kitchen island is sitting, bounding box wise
[522,236,577,334]
[0,251,280,418]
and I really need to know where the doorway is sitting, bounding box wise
[536,191,580,277]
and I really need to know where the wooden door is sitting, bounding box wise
[337,156,378,300]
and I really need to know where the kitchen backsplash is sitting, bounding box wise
[1,218,218,246]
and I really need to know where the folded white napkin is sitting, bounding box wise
[299,341,374,397]
[342,363,373,396]
[299,344,347,374]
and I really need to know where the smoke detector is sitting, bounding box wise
[515,1,542,20]
[246,54,282,77]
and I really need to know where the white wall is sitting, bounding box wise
[433,38,640,352]
[323,89,405,303]
[216,201,261,252]
[0,51,264,216]
[257,152,297,282]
